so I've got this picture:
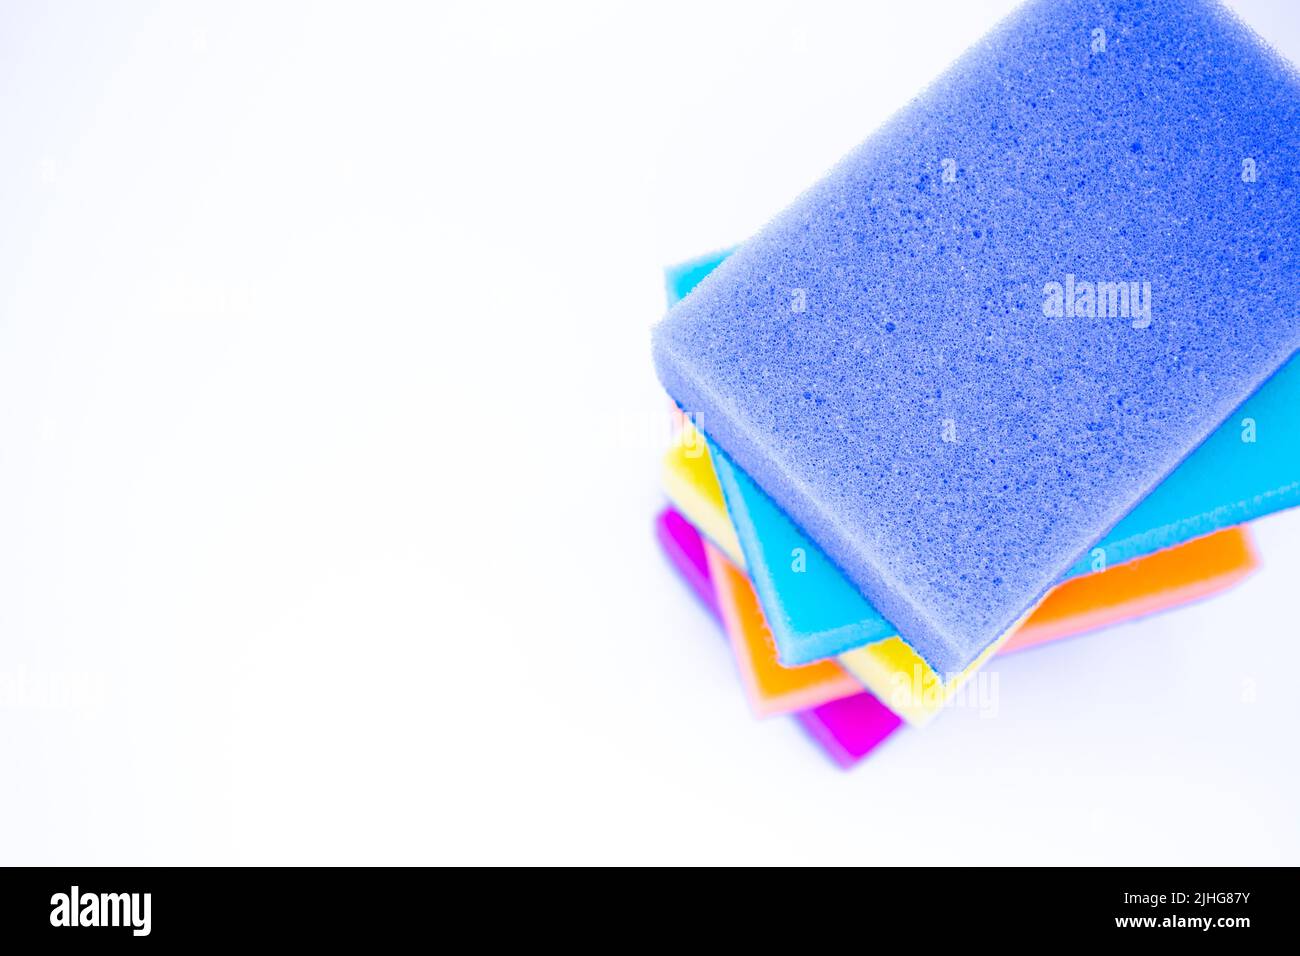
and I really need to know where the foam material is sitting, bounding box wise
[1002,525,1258,652]
[661,438,744,567]
[664,438,1262,722]
[653,0,1300,674]
[657,504,1257,753]
[839,526,1258,722]
[713,358,1300,662]
[655,505,901,765]
[655,508,718,617]
[795,693,903,770]
[670,253,1300,665]
[703,540,863,716]
[842,618,1019,726]
[658,501,863,716]
[665,251,732,308]
[712,447,893,662]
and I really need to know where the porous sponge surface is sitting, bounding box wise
[671,259,1299,665]
[654,0,1300,673]
[1004,524,1258,652]
[714,354,1300,662]
[1060,357,1300,577]
[712,444,895,664]
[665,251,732,307]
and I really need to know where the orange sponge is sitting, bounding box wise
[704,542,862,717]
[701,526,1257,718]
[1002,527,1258,654]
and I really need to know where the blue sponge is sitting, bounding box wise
[653,0,1300,675]
[669,258,1300,666]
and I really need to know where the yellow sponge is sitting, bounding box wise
[661,434,744,569]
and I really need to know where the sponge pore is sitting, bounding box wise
[653,0,1300,674]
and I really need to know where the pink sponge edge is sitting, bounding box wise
[655,507,719,618]
[795,693,903,769]
[656,507,901,768]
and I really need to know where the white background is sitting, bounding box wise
[1,0,1296,864]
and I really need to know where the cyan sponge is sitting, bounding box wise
[654,0,1300,675]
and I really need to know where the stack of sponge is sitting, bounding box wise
[651,0,1300,768]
